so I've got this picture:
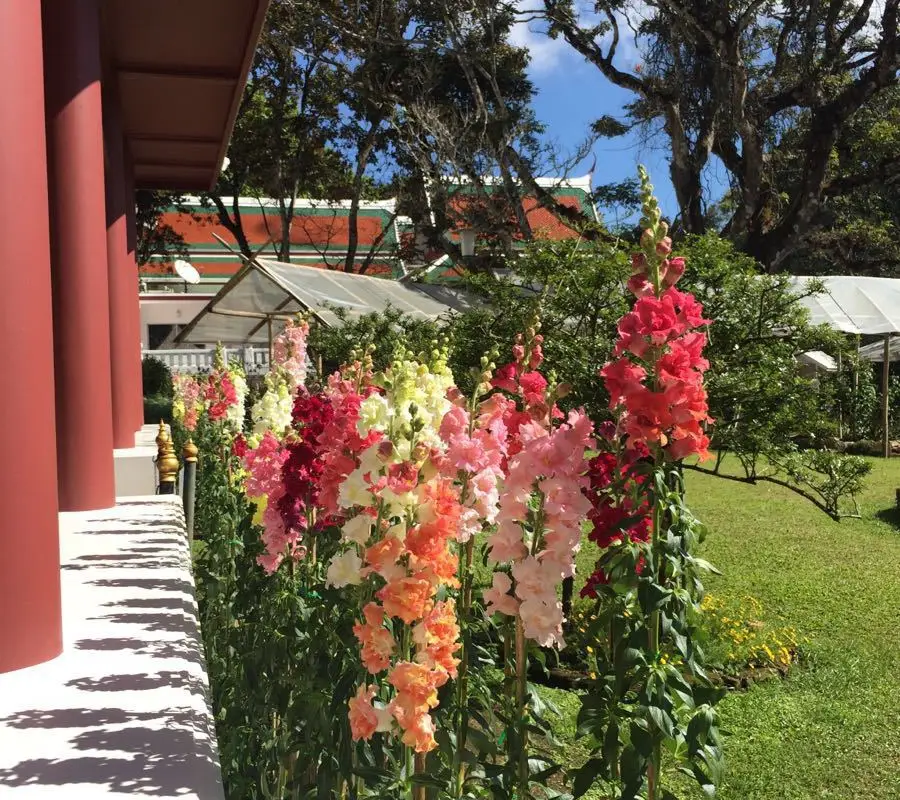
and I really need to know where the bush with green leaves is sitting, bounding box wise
[142,355,173,397]
[316,233,870,516]
[308,308,442,377]
[820,354,879,441]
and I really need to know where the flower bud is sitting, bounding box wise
[377,440,394,461]
[410,442,429,464]
[631,252,647,274]
[663,256,686,288]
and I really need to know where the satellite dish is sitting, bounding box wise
[174,259,201,285]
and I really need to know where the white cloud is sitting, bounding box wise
[509,16,571,74]
[510,1,649,77]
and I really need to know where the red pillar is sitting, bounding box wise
[104,100,142,448]
[43,0,116,510]
[123,162,146,429]
[0,1,63,673]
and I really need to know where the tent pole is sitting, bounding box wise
[852,335,860,440]
[837,349,843,440]
[267,317,274,367]
[883,334,891,459]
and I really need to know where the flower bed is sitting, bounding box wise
[172,171,725,800]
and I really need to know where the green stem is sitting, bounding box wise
[454,534,476,797]
[514,616,528,800]
[647,498,662,800]
[400,624,415,800]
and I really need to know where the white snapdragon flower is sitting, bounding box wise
[326,550,363,588]
[341,515,372,546]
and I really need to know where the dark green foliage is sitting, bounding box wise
[447,237,630,419]
[142,355,173,397]
[143,356,175,424]
[181,416,365,799]
[308,309,443,376]
[821,355,880,441]
[143,395,172,425]
[134,191,191,268]
[574,467,724,799]
[677,235,842,461]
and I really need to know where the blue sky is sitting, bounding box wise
[509,15,730,225]
[512,18,678,222]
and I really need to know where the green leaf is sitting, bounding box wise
[648,705,676,739]
[410,773,446,789]
[572,758,605,798]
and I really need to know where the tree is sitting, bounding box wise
[206,0,351,263]
[541,0,900,269]
[133,190,190,268]
[779,85,900,277]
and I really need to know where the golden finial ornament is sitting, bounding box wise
[182,438,199,463]
[155,419,170,449]
[156,433,180,491]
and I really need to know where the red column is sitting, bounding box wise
[43,0,116,510]
[0,1,62,673]
[123,162,146,430]
[104,100,142,448]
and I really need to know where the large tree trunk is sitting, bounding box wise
[277,195,296,263]
[343,124,380,273]
[211,194,253,260]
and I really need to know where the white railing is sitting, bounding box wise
[148,347,271,376]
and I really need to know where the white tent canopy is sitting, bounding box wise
[175,258,478,345]
[789,276,900,457]
[790,276,900,335]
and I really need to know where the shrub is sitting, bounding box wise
[821,356,879,440]
[143,393,173,424]
[142,355,173,398]
[775,448,873,518]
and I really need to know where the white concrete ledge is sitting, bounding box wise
[0,497,222,799]
[113,446,158,497]
[114,425,166,497]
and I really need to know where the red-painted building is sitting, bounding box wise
[138,178,598,348]
[0,0,268,674]
[139,177,598,290]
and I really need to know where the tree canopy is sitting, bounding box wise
[540,0,900,270]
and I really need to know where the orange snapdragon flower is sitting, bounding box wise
[413,599,461,677]
[348,684,379,741]
[353,602,396,674]
[378,576,433,624]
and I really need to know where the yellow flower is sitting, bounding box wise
[251,496,268,527]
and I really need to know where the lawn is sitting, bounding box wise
[547,457,900,800]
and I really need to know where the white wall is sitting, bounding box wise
[139,294,214,350]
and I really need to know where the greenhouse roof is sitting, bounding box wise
[175,258,478,344]
[858,335,900,362]
[790,276,900,335]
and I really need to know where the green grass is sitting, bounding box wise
[548,457,900,799]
